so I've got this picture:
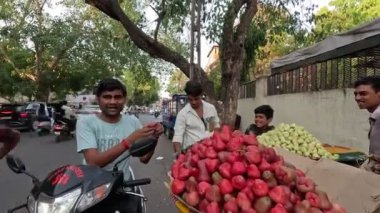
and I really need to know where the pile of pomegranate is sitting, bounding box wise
[170,126,346,213]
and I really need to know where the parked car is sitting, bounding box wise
[0,103,34,131]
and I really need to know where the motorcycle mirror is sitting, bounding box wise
[129,137,158,157]
[6,155,26,174]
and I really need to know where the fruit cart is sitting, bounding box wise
[166,126,350,213]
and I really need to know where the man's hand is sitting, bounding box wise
[172,142,182,161]
[145,122,164,138]
[363,154,380,174]
[371,154,380,162]
[127,126,155,144]
[137,123,163,164]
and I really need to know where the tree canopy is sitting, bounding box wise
[0,0,161,105]
[312,0,380,42]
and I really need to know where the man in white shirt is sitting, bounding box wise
[61,100,77,131]
[354,76,380,173]
[172,80,220,157]
[61,101,76,120]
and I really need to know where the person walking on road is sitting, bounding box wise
[0,126,20,159]
[172,80,220,158]
[354,76,380,173]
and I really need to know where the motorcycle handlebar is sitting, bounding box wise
[124,178,151,188]
[124,178,151,187]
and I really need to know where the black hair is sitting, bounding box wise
[184,80,203,96]
[95,78,127,97]
[354,76,380,92]
[254,105,274,119]
[61,100,68,105]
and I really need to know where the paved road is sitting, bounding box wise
[0,114,177,213]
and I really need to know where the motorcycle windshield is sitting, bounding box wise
[39,165,114,197]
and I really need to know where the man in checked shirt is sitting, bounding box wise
[354,76,380,173]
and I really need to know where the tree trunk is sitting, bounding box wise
[35,83,50,102]
[219,0,257,127]
[220,47,245,127]
[33,0,72,102]
[34,40,47,101]
[34,0,47,102]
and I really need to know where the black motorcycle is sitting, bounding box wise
[6,137,157,213]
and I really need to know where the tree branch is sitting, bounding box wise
[222,0,244,46]
[149,4,159,15]
[85,0,121,21]
[220,0,246,77]
[277,1,293,18]
[235,0,258,40]
[86,0,217,101]
[18,0,33,29]
[40,0,48,11]
[0,45,20,72]
[86,0,188,72]
[87,0,192,74]
[48,42,76,72]
[153,0,166,41]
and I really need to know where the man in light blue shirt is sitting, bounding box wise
[76,78,163,181]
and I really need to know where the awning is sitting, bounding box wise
[271,18,380,73]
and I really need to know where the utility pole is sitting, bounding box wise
[190,0,203,80]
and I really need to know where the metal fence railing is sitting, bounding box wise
[239,81,256,99]
[267,45,380,96]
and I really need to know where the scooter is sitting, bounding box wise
[154,111,160,118]
[36,120,52,136]
[53,119,76,143]
[6,137,158,213]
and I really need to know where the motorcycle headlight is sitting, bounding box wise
[36,188,81,213]
[76,183,112,211]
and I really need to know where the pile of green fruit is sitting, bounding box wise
[257,123,339,160]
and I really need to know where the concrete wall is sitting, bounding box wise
[237,77,370,152]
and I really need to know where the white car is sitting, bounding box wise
[122,106,129,114]
[76,105,101,115]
